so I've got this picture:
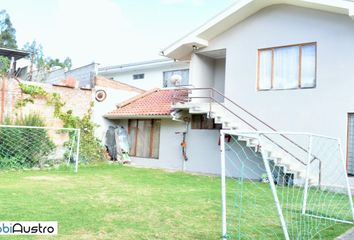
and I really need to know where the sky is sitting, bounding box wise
[0,0,236,68]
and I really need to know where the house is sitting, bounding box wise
[104,88,223,173]
[93,76,144,141]
[106,0,354,178]
[0,47,30,120]
[98,59,190,90]
[27,62,98,88]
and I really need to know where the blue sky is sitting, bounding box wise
[0,0,236,68]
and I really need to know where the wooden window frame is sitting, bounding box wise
[128,119,160,159]
[257,42,317,91]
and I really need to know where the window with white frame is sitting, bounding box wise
[258,43,316,90]
[163,69,189,87]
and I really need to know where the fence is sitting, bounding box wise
[220,130,354,239]
[0,125,80,172]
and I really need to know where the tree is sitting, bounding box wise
[23,40,45,69]
[23,40,73,81]
[0,10,17,49]
[46,57,72,70]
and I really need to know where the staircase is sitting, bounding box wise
[171,87,319,186]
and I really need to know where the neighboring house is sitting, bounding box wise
[106,0,354,179]
[0,47,30,121]
[98,59,190,90]
[28,63,98,88]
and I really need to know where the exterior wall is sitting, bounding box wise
[99,64,189,90]
[191,5,354,155]
[190,54,214,89]
[110,118,263,178]
[93,86,138,142]
[190,55,226,101]
[0,78,92,128]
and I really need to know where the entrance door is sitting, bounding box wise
[347,114,354,175]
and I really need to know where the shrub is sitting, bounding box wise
[0,56,10,76]
[0,113,55,169]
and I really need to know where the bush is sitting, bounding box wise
[0,113,55,169]
[0,56,10,76]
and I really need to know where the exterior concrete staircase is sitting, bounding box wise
[171,88,318,186]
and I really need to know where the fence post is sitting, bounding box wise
[302,135,313,214]
[220,131,227,239]
[259,134,290,240]
[75,128,81,173]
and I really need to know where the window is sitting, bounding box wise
[128,119,161,159]
[133,73,144,80]
[258,43,316,90]
[191,114,222,130]
[163,69,189,87]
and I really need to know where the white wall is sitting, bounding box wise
[191,5,354,155]
[111,118,263,178]
[93,87,138,142]
[100,64,189,90]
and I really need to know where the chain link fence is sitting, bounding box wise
[0,125,80,172]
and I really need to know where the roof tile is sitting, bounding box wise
[105,88,187,117]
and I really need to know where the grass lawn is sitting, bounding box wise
[0,163,352,239]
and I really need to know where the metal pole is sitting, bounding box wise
[220,131,227,239]
[302,135,313,214]
[75,129,81,173]
[259,135,290,240]
[339,140,354,222]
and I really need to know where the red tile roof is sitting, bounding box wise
[105,88,187,118]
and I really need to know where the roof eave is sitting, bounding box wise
[162,0,354,60]
[103,114,172,120]
[163,37,208,61]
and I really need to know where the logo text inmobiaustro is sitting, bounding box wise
[0,222,58,235]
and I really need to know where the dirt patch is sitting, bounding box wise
[25,176,67,181]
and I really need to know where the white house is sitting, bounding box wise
[98,59,190,90]
[105,0,354,182]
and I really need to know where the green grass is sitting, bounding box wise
[0,164,352,239]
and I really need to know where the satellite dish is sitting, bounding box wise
[170,74,182,86]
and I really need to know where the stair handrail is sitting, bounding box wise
[172,87,319,166]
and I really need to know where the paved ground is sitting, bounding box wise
[336,227,354,240]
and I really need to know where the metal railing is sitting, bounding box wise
[172,87,321,166]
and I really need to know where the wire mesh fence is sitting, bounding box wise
[0,125,80,172]
[221,131,354,240]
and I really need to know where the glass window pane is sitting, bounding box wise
[301,44,316,88]
[273,46,299,89]
[258,50,272,90]
[163,69,189,87]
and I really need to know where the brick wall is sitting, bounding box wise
[0,77,92,128]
